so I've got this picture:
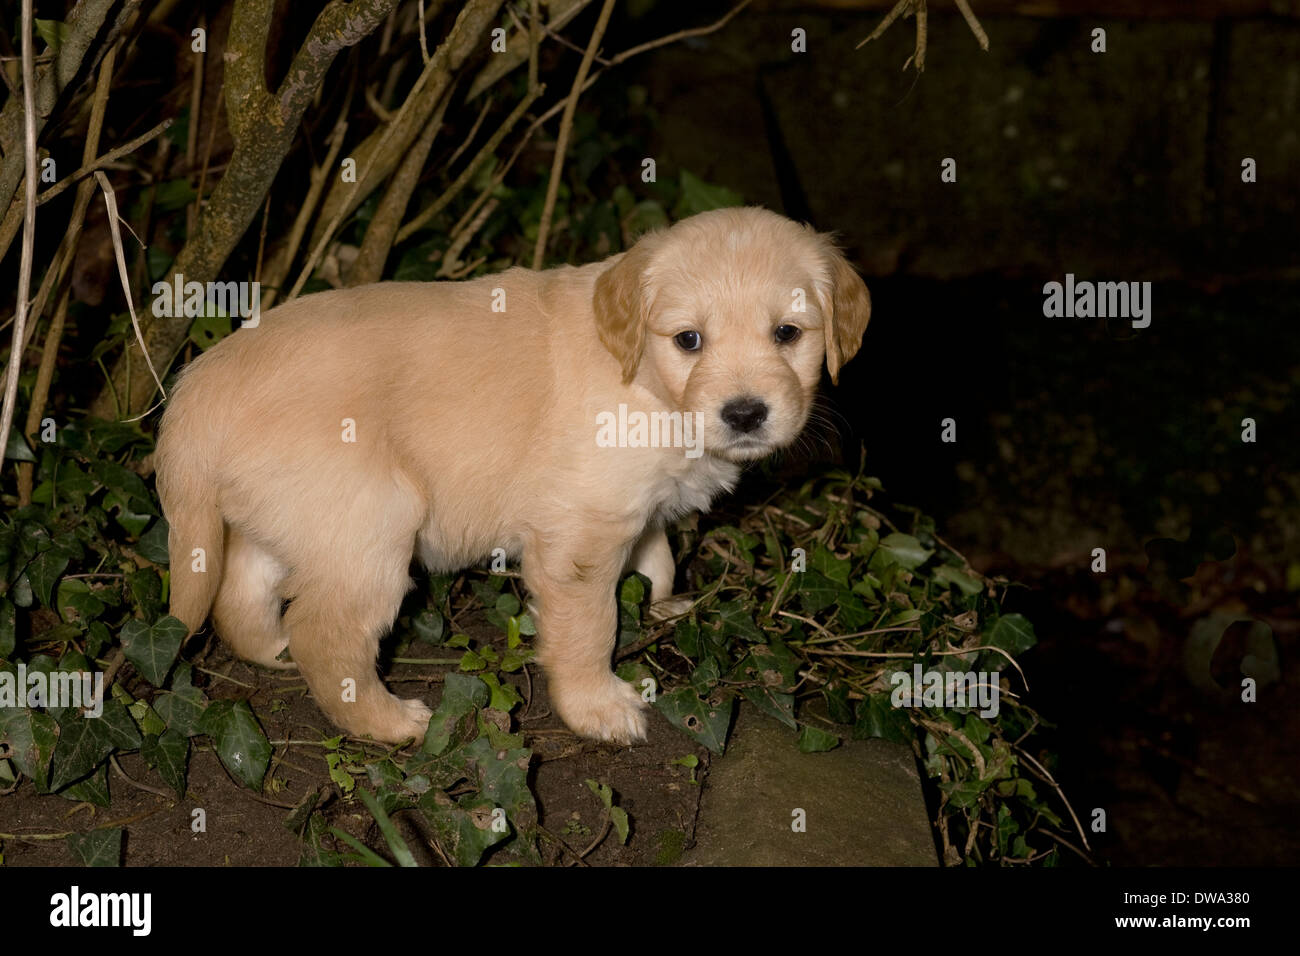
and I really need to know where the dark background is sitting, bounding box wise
[613,0,1299,865]
[1,0,1294,868]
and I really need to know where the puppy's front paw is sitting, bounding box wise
[647,596,693,622]
[394,698,434,743]
[553,675,648,744]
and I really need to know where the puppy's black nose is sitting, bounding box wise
[721,397,769,434]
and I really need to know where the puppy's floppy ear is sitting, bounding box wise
[815,241,872,385]
[593,238,657,384]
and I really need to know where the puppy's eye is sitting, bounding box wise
[674,330,703,352]
[774,324,802,344]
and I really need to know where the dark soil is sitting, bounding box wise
[2,612,710,867]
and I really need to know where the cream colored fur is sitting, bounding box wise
[154,207,870,744]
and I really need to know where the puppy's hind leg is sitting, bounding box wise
[627,525,692,621]
[284,545,431,744]
[212,528,293,669]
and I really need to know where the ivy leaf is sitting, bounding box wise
[983,614,1037,658]
[422,673,488,756]
[619,574,645,617]
[4,426,36,462]
[654,686,733,755]
[26,547,71,608]
[137,518,171,566]
[798,725,840,753]
[65,828,122,867]
[153,683,208,737]
[50,711,115,791]
[933,564,984,597]
[417,793,509,867]
[142,729,189,798]
[624,199,670,239]
[673,170,743,218]
[462,734,534,824]
[61,761,111,806]
[0,707,57,790]
[480,672,523,713]
[411,608,444,644]
[711,601,763,642]
[91,460,155,510]
[793,570,839,615]
[810,543,852,585]
[853,693,913,745]
[187,309,234,350]
[610,806,630,845]
[153,179,198,211]
[824,681,854,724]
[127,568,165,623]
[120,615,187,686]
[200,699,271,789]
[0,598,15,656]
[57,578,107,624]
[741,685,797,730]
[98,695,144,751]
[877,533,934,570]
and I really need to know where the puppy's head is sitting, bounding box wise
[593,207,871,462]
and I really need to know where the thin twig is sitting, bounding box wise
[446,94,493,170]
[16,287,68,503]
[0,0,38,466]
[289,41,447,300]
[110,754,175,800]
[604,0,751,65]
[857,0,989,69]
[34,118,174,206]
[531,0,617,270]
[94,170,167,420]
[395,85,543,243]
[857,0,912,50]
[186,12,205,236]
[417,0,430,64]
[259,94,351,310]
[1013,742,1092,853]
[954,0,990,51]
[437,196,497,276]
[528,0,540,90]
[349,85,455,285]
[904,0,928,73]
[17,43,117,503]
[444,0,752,247]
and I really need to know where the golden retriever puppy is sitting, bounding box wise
[155,206,870,744]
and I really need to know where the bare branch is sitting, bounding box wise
[92,0,399,417]
[532,0,618,270]
[0,0,130,217]
[348,87,454,286]
[395,84,543,243]
[306,0,504,257]
[858,0,990,70]
[0,0,38,467]
[32,118,173,206]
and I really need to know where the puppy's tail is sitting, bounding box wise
[154,409,224,635]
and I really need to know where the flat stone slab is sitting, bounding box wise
[681,706,937,866]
